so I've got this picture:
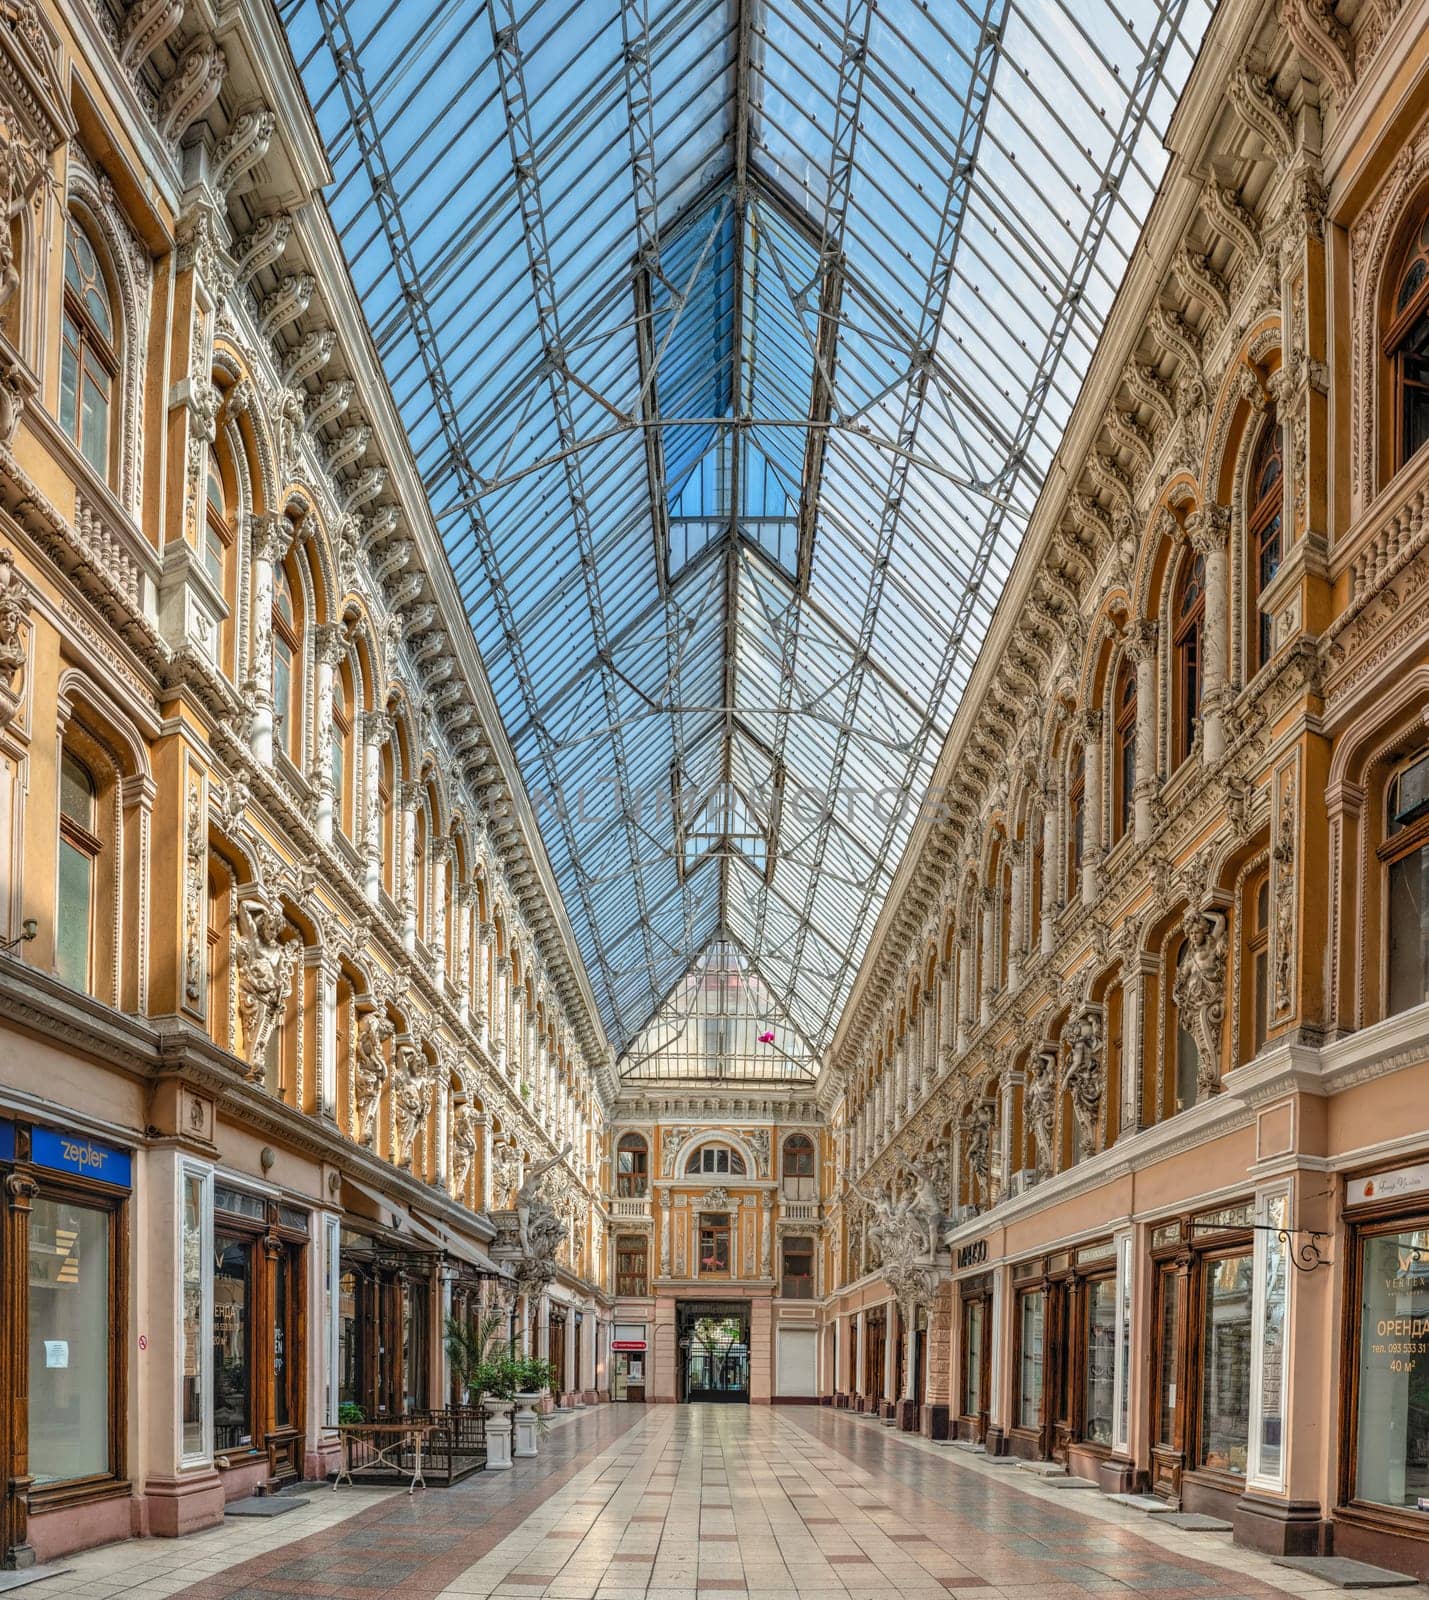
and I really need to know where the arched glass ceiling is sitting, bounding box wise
[280,0,1211,1071]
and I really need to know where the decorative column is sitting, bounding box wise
[494,955,512,1070]
[360,710,390,903]
[247,514,292,767]
[957,927,974,1050]
[979,888,995,1025]
[432,1054,449,1190]
[761,1193,773,1279]
[476,923,493,1044]
[314,945,340,1121]
[659,1185,672,1277]
[478,1112,493,1209]
[1007,839,1026,990]
[398,783,421,952]
[901,1303,918,1401]
[455,885,474,1025]
[1186,504,1230,764]
[1117,951,1157,1141]
[1128,621,1159,845]
[1081,710,1103,907]
[312,624,346,844]
[429,838,451,977]
[938,960,954,1071]
[855,1309,867,1399]
[1040,790,1058,953]
[999,1061,1021,1194]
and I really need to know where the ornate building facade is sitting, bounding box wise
[0,0,612,1568]
[5,0,1429,1581]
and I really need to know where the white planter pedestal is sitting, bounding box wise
[513,1392,542,1458]
[482,1398,513,1470]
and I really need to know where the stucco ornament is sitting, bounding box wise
[964,1098,995,1181]
[514,1144,572,1291]
[906,1156,945,1256]
[1060,1004,1103,1155]
[234,889,298,1074]
[450,1105,477,1197]
[0,110,46,309]
[392,1042,430,1165]
[856,1178,935,1309]
[491,1141,521,1207]
[0,546,31,680]
[1025,1048,1058,1176]
[1172,907,1228,1097]
[744,1129,771,1175]
[354,1011,391,1145]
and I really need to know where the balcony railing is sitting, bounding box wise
[780,1200,819,1222]
[611,1196,650,1220]
[780,1274,815,1299]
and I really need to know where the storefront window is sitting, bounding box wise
[273,1251,291,1429]
[181,1169,211,1460]
[28,1197,111,1485]
[213,1232,252,1450]
[1354,1227,1429,1512]
[1085,1276,1117,1446]
[1254,1193,1288,1484]
[1018,1290,1044,1430]
[1156,1265,1181,1447]
[402,1279,428,1412]
[963,1298,983,1416]
[338,1268,361,1409]
[1199,1252,1253,1476]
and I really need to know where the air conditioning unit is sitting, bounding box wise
[953,1203,980,1225]
[1012,1168,1041,1195]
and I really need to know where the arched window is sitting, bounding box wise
[1174,551,1205,767]
[1386,214,1429,470]
[686,1144,746,1176]
[616,1133,648,1198]
[332,660,353,837]
[1113,661,1136,843]
[60,219,117,480]
[1386,747,1429,1017]
[57,750,98,992]
[782,1134,815,1200]
[272,561,300,762]
[1067,744,1085,893]
[1247,414,1282,673]
[202,448,231,595]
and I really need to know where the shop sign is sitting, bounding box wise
[31,1125,131,1188]
[0,1119,12,1163]
[611,1340,647,1352]
[957,1239,988,1269]
[1347,1163,1429,1208]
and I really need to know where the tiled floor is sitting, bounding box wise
[18,1407,1429,1600]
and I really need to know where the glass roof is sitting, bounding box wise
[280,0,1211,1072]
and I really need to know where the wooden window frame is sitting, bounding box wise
[1384,228,1429,475]
[616,1134,648,1198]
[1247,415,1283,674]
[59,221,117,482]
[1379,751,1429,1019]
[615,1234,648,1297]
[1067,747,1085,894]
[958,1277,992,1437]
[1113,662,1136,843]
[698,1212,731,1277]
[271,561,301,766]
[1174,551,1205,768]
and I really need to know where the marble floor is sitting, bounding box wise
[16,1407,1428,1600]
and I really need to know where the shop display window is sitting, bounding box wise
[1199,1251,1253,1476]
[963,1297,984,1417]
[213,1232,253,1451]
[180,1167,212,1461]
[1018,1290,1044,1430]
[1353,1226,1429,1513]
[1155,1265,1181,1449]
[1084,1276,1117,1447]
[27,1197,111,1486]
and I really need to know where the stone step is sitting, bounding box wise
[1105,1492,1172,1512]
[224,1495,310,1517]
[1040,1475,1100,1489]
[1016,1460,1068,1477]
[1157,1512,1233,1532]
[0,1569,76,1594]
[1272,1557,1422,1590]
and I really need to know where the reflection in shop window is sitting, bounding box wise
[963,1298,983,1416]
[28,1197,111,1485]
[1084,1276,1117,1447]
[1386,749,1429,1017]
[213,1232,252,1450]
[1253,1192,1288,1485]
[181,1168,212,1461]
[1199,1251,1253,1476]
[1018,1290,1044,1430]
[1354,1227,1429,1512]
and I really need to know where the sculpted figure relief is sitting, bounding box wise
[354,1011,392,1145]
[450,1105,478,1197]
[1025,1048,1058,1176]
[964,1098,995,1181]
[392,1042,430,1166]
[514,1144,573,1291]
[907,1157,945,1256]
[234,890,298,1074]
[1173,907,1228,1097]
[1061,1006,1103,1155]
[491,1141,521,1206]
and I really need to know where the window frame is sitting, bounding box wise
[1247,413,1283,675]
[1174,549,1206,768]
[1384,221,1429,475]
[1380,748,1429,1019]
[615,1234,649,1296]
[1113,661,1136,843]
[697,1212,731,1276]
[57,750,100,995]
[1067,744,1085,894]
[616,1134,649,1198]
[59,219,117,483]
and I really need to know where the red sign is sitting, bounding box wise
[611,1340,646,1352]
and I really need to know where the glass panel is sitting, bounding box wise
[203,521,226,590]
[1199,1252,1253,1476]
[59,317,79,442]
[1018,1290,1044,1430]
[1354,1227,1429,1512]
[1175,1013,1199,1112]
[1157,1267,1181,1447]
[28,1197,110,1485]
[80,363,109,479]
[963,1299,983,1416]
[56,838,92,992]
[273,1249,291,1428]
[273,639,292,760]
[1258,1195,1288,1483]
[181,1172,206,1457]
[339,1269,360,1409]
[402,1279,427,1411]
[1388,846,1429,1016]
[213,1232,252,1450]
[61,751,94,827]
[1084,1277,1117,1446]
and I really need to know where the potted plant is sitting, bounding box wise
[511,1354,556,1459]
[445,1312,517,1471]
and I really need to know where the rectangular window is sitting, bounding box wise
[273,640,292,760]
[1156,1265,1181,1448]
[56,836,94,992]
[1115,1233,1133,1452]
[1251,1192,1289,1487]
[325,1216,341,1428]
[203,521,226,590]
[338,1268,361,1409]
[781,1238,814,1299]
[1353,1225,1429,1512]
[213,1232,253,1450]
[1388,844,1429,1016]
[180,1166,212,1462]
[1199,1251,1253,1477]
[963,1298,984,1416]
[59,314,80,439]
[28,1196,112,1485]
[699,1213,730,1275]
[1084,1276,1117,1446]
[1018,1290,1044,1430]
[616,1236,648,1297]
[79,367,109,479]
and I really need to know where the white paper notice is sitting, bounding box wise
[44,1340,68,1368]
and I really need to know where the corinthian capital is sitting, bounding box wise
[1186,504,1230,555]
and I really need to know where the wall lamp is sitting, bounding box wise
[1,918,36,952]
